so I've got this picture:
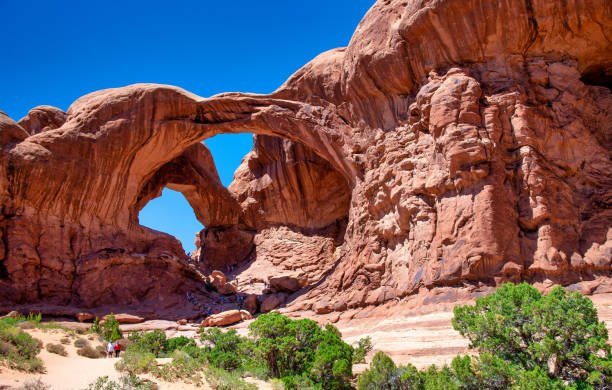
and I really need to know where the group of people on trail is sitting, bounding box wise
[106,340,122,358]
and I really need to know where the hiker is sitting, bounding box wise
[114,341,122,358]
[107,341,114,358]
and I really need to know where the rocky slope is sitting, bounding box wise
[0,0,610,318]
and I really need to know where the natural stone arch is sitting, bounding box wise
[7,84,358,234]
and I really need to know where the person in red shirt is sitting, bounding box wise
[114,341,122,358]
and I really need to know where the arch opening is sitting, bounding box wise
[139,188,204,253]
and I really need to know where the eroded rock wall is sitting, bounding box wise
[309,59,612,311]
[0,0,610,316]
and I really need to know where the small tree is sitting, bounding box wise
[353,336,373,364]
[357,351,397,390]
[452,283,612,385]
[310,325,354,390]
[128,330,167,357]
[200,328,246,371]
[101,313,122,342]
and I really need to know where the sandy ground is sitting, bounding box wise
[0,328,272,390]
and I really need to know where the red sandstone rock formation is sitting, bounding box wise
[0,0,610,318]
[201,309,252,327]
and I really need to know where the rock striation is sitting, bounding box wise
[0,0,610,317]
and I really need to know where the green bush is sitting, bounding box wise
[200,328,247,371]
[453,283,612,386]
[85,374,156,390]
[128,330,166,357]
[60,337,70,345]
[204,366,257,390]
[115,349,157,373]
[45,343,67,356]
[248,312,355,389]
[357,351,397,389]
[154,349,204,384]
[0,324,44,372]
[77,345,104,359]
[353,336,372,364]
[100,313,123,342]
[358,283,612,389]
[165,335,196,354]
[89,317,101,335]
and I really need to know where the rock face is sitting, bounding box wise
[201,310,252,327]
[0,0,610,317]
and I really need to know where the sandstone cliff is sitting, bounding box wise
[0,0,610,317]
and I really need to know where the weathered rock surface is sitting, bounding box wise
[103,313,145,324]
[201,309,252,327]
[0,0,610,317]
[260,295,281,313]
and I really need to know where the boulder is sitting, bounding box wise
[201,310,252,327]
[260,295,281,313]
[209,271,226,289]
[217,282,237,296]
[269,275,302,293]
[103,313,145,324]
[243,294,258,314]
[76,312,94,322]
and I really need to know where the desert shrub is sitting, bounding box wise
[279,374,317,390]
[60,337,70,345]
[18,378,50,390]
[357,351,397,390]
[204,366,257,390]
[200,328,248,371]
[0,340,12,355]
[453,283,612,386]
[358,283,612,389]
[37,321,72,332]
[26,312,42,324]
[115,348,157,373]
[353,336,372,364]
[85,374,156,390]
[0,324,44,372]
[17,321,35,330]
[309,324,354,390]
[248,313,356,389]
[100,313,123,342]
[74,338,89,348]
[154,349,204,384]
[45,343,67,356]
[96,344,107,356]
[89,317,101,334]
[127,330,166,357]
[77,345,103,359]
[165,335,196,354]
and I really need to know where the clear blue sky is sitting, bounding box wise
[0,1,374,252]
